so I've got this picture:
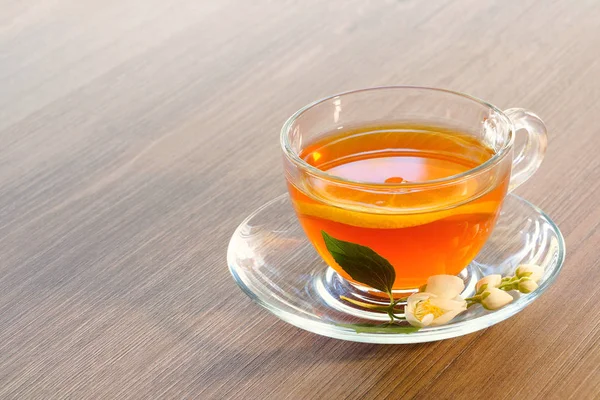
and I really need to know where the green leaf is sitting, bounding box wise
[321,231,396,294]
[338,323,420,334]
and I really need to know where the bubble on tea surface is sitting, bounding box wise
[385,176,405,184]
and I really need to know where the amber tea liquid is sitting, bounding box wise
[287,124,510,290]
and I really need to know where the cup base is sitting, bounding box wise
[313,266,482,321]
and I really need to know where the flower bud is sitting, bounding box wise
[515,264,544,282]
[481,288,513,310]
[518,279,538,294]
[425,275,465,299]
[476,274,502,294]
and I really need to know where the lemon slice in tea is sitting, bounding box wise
[293,200,499,229]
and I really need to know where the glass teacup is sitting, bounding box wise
[281,87,547,293]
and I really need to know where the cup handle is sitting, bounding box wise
[503,108,548,192]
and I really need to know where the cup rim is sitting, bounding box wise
[280,85,514,189]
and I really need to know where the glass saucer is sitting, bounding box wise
[228,194,565,344]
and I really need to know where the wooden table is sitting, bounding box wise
[1,0,599,398]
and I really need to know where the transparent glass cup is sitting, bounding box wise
[281,87,547,292]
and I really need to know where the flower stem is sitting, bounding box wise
[498,276,523,291]
[340,296,389,311]
[386,291,395,323]
[340,292,407,324]
[466,294,483,308]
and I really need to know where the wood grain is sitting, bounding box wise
[1,0,599,398]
